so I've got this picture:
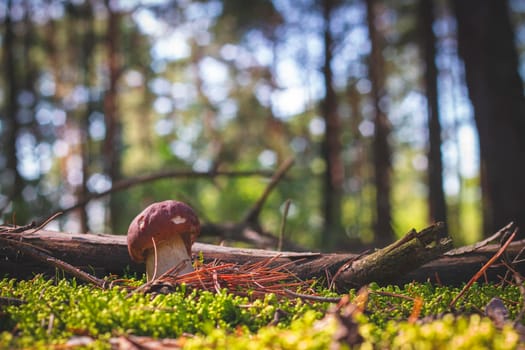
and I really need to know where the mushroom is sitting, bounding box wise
[127,200,200,281]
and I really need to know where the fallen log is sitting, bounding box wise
[1,223,523,291]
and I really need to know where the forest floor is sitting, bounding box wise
[0,275,524,349]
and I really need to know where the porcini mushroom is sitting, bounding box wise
[127,200,200,281]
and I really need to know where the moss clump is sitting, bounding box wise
[360,314,519,350]
[183,310,334,350]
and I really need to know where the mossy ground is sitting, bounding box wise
[0,276,522,349]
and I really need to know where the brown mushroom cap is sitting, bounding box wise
[127,200,200,263]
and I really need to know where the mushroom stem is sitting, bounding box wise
[144,234,194,281]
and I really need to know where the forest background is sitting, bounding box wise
[1,0,524,252]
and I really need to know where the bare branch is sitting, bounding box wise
[58,168,275,217]
[243,157,295,225]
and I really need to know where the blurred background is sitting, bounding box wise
[1,0,524,251]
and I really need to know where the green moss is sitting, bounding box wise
[360,314,520,350]
[0,277,522,349]
[184,310,334,350]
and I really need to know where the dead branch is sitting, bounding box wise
[3,221,525,293]
[4,223,524,291]
[242,157,295,225]
[197,158,302,251]
[57,167,275,217]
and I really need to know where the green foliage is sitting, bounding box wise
[1,277,524,349]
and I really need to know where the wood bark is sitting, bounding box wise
[320,0,344,250]
[1,223,523,291]
[1,0,24,214]
[454,0,525,237]
[78,2,96,233]
[366,0,394,244]
[103,0,124,233]
[419,0,447,224]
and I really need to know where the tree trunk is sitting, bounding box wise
[1,0,24,212]
[78,3,96,233]
[419,0,447,224]
[346,83,368,237]
[366,0,394,244]
[321,0,344,250]
[103,0,123,233]
[454,0,525,237]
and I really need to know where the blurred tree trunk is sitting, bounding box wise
[346,83,368,237]
[454,0,525,237]
[78,3,96,232]
[22,0,37,98]
[103,0,123,232]
[2,0,24,214]
[419,0,447,225]
[366,0,394,244]
[320,0,344,250]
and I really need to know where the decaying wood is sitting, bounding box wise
[0,235,106,288]
[1,222,524,291]
[332,223,452,289]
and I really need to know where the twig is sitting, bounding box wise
[243,157,295,224]
[499,252,525,323]
[449,228,518,309]
[1,221,36,234]
[0,213,63,235]
[501,244,525,285]
[0,212,62,234]
[278,199,292,251]
[370,290,417,302]
[510,245,525,265]
[28,212,63,233]
[284,289,341,303]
